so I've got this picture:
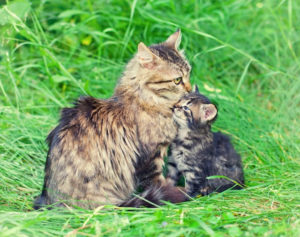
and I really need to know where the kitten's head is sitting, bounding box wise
[117,30,192,108]
[172,85,217,129]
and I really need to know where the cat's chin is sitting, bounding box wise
[173,116,187,128]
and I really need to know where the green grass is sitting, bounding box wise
[0,0,300,236]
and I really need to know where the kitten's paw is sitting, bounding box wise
[199,187,212,196]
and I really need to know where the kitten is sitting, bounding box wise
[167,86,244,197]
[34,30,191,209]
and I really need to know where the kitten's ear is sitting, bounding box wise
[137,42,159,69]
[165,29,182,50]
[193,85,200,93]
[199,104,217,122]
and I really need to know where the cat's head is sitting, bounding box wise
[117,30,192,108]
[172,85,218,129]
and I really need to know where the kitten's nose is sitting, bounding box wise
[172,107,180,112]
[172,104,182,112]
[173,103,180,109]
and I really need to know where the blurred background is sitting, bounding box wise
[0,0,299,236]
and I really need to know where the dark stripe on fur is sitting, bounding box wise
[146,80,173,85]
[168,162,177,168]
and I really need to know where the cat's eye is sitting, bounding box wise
[174,77,182,85]
[183,106,189,111]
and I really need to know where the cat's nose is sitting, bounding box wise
[184,82,192,92]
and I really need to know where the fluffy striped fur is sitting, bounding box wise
[167,87,244,197]
[34,30,191,209]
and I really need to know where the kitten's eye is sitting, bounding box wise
[183,106,189,111]
[174,77,182,85]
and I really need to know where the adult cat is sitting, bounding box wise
[34,30,191,209]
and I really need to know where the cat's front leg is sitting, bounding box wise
[166,157,181,186]
[137,145,168,189]
[151,144,168,185]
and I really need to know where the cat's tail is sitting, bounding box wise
[119,183,188,208]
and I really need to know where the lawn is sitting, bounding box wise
[0,0,299,236]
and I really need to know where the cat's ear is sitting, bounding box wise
[199,104,217,122]
[137,42,159,69]
[165,29,181,50]
[193,85,199,93]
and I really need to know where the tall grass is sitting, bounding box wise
[0,0,299,236]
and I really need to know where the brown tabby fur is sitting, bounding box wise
[34,30,191,209]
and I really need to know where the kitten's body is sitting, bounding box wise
[34,31,191,209]
[167,90,244,197]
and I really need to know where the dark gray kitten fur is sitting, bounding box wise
[167,87,244,197]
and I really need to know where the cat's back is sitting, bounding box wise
[43,96,138,208]
[212,132,243,174]
[213,132,239,157]
[47,96,134,156]
[207,132,244,190]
